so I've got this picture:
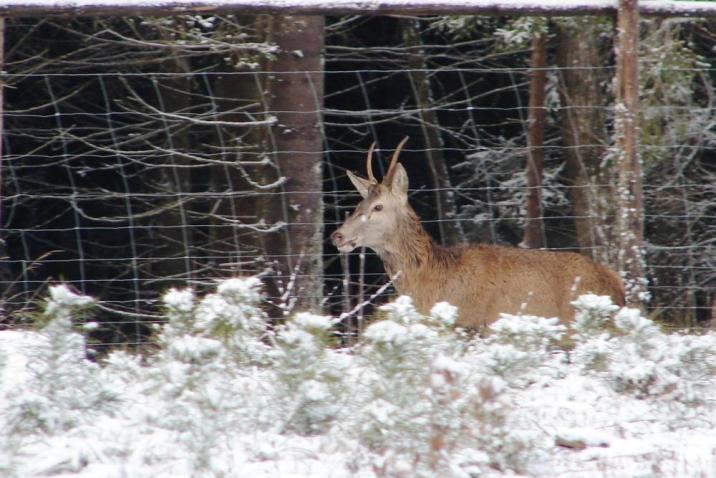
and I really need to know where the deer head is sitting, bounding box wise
[331,137,411,254]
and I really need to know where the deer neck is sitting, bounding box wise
[377,209,437,284]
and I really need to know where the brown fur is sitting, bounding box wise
[331,143,625,329]
[375,211,624,328]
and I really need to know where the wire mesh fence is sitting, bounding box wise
[0,15,714,345]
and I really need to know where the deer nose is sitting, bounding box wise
[331,231,344,244]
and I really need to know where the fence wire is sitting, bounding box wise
[0,15,714,344]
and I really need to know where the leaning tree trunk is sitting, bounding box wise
[401,18,464,246]
[556,18,615,266]
[260,15,325,314]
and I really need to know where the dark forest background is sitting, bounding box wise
[0,14,714,344]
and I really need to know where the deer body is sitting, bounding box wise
[332,139,625,329]
[382,233,623,328]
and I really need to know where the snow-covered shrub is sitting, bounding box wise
[44,284,95,321]
[356,296,451,463]
[197,277,266,336]
[474,313,567,387]
[161,287,196,335]
[571,293,620,337]
[4,284,716,477]
[569,294,621,372]
[429,301,459,329]
[146,278,275,475]
[423,355,531,476]
[488,313,566,352]
[354,296,532,476]
[2,285,118,436]
[271,312,348,435]
[155,285,231,403]
[573,304,716,404]
[609,309,716,402]
[163,277,270,365]
[362,295,448,363]
[359,297,448,421]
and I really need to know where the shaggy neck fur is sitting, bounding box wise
[377,206,460,289]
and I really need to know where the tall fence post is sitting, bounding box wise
[615,0,648,307]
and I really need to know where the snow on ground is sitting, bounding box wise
[1,282,716,477]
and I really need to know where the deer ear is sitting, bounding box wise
[347,170,373,199]
[390,163,409,203]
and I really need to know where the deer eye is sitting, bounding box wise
[373,204,383,212]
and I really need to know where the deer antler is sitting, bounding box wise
[383,136,409,185]
[366,141,377,184]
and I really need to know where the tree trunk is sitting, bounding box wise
[556,18,614,265]
[615,0,647,307]
[401,18,464,246]
[261,15,325,314]
[522,32,547,249]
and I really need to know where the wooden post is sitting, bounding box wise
[615,0,648,306]
[522,33,547,249]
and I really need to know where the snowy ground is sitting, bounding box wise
[1,280,715,477]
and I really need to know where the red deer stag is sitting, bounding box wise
[331,138,625,329]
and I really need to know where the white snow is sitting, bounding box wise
[1,283,716,477]
[430,301,459,326]
[292,312,335,331]
[162,287,195,313]
[45,284,94,319]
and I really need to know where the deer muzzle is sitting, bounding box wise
[331,230,357,252]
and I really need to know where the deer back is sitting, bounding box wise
[403,243,625,328]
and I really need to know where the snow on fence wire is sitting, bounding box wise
[0,14,714,346]
[2,0,716,18]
